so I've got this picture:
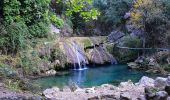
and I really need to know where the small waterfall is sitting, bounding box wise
[72,42,87,70]
[64,42,88,70]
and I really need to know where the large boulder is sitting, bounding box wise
[43,87,60,98]
[137,76,155,87]
[155,91,168,100]
[154,77,167,89]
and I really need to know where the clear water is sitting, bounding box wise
[33,64,157,89]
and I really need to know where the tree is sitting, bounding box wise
[127,0,168,48]
[93,0,133,33]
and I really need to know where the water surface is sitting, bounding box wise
[33,64,156,89]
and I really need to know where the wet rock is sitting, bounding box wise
[137,76,155,87]
[127,62,139,69]
[155,91,168,100]
[45,69,56,75]
[154,77,167,89]
[120,92,131,100]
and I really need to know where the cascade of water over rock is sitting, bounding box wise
[64,42,88,70]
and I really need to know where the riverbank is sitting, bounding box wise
[43,76,170,100]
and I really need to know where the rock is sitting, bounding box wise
[120,92,131,100]
[50,24,60,34]
[148,58,156,66]
[45,69,57,75]
[138,95,146,100]
[63,86,72,92]
[138,76,155,87]
[0,95,28,100]
[0,83,4,87]
[154,77,167,89]
[101,84,115,90]
[43,87,60,98]
[155,91,168,100]
[145,87,158,100]
[29,96,47,100]
[124,12,131,19]
[85,87,95,93]
[127,62,139,69]
[166,76,170,85]
[119,80,134,88]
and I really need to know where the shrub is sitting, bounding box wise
[29,21,50,38]
[5,79,21,91]
[0,21,29,53]
[123,36,142,48]
[0,64,17,78]
[50,13,64,28]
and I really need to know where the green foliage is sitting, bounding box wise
[112,37,143,63]
[129,0,168,47]
[29,21,49,38]
[0,21,28,52]
[93,0,132,28]
[64,0,100,21]
[5,80,21,91]
[0,64,17,78]
[3,0,21,23]
[123,37,142,48]
[50,13,64,28]
[3,0,50,24]
[82,39,92,48]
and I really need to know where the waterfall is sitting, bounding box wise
[64,42,88,70]
[72,42,87,70]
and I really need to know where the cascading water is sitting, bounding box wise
[72,41,88,70]
[64,42,88,70]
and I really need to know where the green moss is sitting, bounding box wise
[82,39,92,47]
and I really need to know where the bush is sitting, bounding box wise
[29,21,50,38]
[123,36,142,48]
[0,64,17,78]
[0,21,29,53]
[50,13,64,28]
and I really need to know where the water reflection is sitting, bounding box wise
[69,70,87,87]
